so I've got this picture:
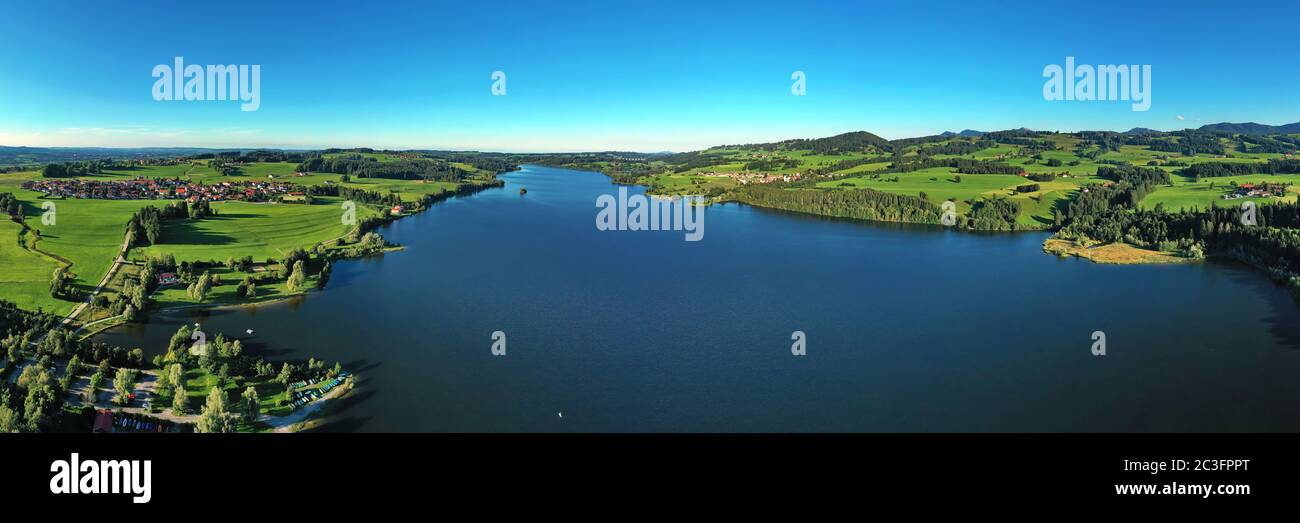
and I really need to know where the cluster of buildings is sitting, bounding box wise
[1224,182,1288,199]
[21,177,300,202]
[699,171,803,184]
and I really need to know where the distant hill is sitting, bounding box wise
[939,130,985,138]
[1123,127,1161,135]
[1197,122,1300,135]
[0,146,239,166]
[776,131,894,154]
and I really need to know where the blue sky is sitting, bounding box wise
[1,0,1297,152]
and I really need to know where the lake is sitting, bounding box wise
[96,165,1300,432]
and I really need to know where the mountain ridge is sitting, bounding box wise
[1197,121,1300,134]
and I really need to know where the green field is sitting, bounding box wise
[642,173,740,195]
[0,180,158,315]
[0,159,487,318]
[729,133,1295,227]
[816,167,1029,212]
[135,196,375,263]
[585,133,1293,228]
[29,198,155,283]
[0,218,63,313]
[1140,174,1300,211]
[149,265,315,310]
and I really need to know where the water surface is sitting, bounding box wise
[98,165,1300,432]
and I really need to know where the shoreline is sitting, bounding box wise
[267,378,355,433]
[1042,238,1197,265]
[581,165,1055,233]
[84,180,508,332]
[144,246,407,314]
[582,166,1219,269]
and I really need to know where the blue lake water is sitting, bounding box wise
[97,165,1300,431]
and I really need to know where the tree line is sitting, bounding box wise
[1060,201,1300,298]
[732,185,942,225]
[915,139,997,157]
[888,157,1023,175]
[1149,132,1225,156]
[1179,159,1300,179]
[296,157,473,182]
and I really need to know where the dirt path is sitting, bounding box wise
[5,357,33,385]
[59,233,130,329]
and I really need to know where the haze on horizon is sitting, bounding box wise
[2,0,1297,152]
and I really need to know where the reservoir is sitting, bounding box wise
[96,165,1300,431]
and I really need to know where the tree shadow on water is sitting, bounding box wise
[303,416,373,433]
[300,387,379,433]
[1218,261,1300,350]
[343,359,383,374]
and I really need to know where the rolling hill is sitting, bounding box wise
[1197,122,1300,135]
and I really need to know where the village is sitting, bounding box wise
[21,176,302,203]
[698,170,804,184]
[1223,181,1289,200]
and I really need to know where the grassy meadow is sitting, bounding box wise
[1139,173,1300,211]
[0,218,63,313]
[0,157,489,319]
[608,133,1295,230]
[134,196,375,263]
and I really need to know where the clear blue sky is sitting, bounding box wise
[1,0,1297,152]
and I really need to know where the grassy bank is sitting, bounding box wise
[1043,238,1195,264]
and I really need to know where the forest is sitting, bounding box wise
[296,156,473,182]
[1179,159,1300,179]
[1060,202,1300,297]
[731,185,941,225]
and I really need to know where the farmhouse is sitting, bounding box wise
[1225,182,1288,199]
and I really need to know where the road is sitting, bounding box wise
[58,233,132,330]
[16,222,347,431]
